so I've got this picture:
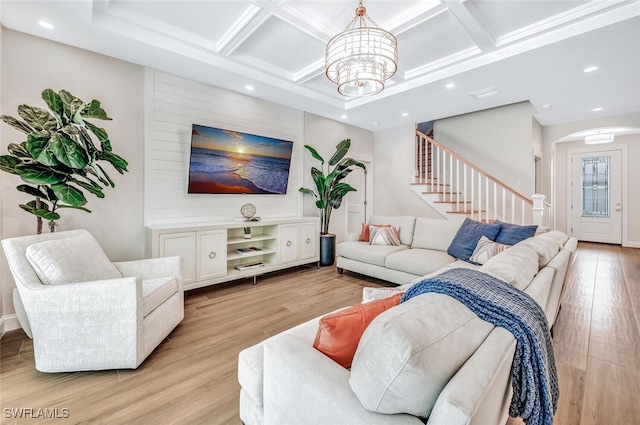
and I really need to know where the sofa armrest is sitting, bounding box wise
[263,332,422,425]
[427,327,516,425]
[20,277,142,372]
[113,256,183,288]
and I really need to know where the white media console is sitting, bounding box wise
[145,217,319,289]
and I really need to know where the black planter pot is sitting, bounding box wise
[319,234,336,266]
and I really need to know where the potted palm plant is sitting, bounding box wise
[299,139,365,266]
[0,89,128,234]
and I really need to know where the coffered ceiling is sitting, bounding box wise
[1,1,639,130]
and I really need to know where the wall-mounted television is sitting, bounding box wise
[188,124,294,195]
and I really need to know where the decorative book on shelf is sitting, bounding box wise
[235,262,265,271]
[235,247,263,255]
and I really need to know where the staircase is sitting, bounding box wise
[412,130,549,227]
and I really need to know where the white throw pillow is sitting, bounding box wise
[26,232,122,285]
[350,293,494,417]
[362,287,404,303]
[479,245,538,291]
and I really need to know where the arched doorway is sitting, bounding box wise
[552,126,639,245]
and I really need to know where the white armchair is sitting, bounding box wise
[1,229,184,373]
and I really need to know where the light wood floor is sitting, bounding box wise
[1,242,639,425]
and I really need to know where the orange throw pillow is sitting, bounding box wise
[313,293,403,368]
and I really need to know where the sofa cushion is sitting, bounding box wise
[350,293,495,417]
[447,218,502,262]
[385,249,455,277]
[411,217,462,251]
[469,236,509,265]
[494,221,538,245]
[369,215,416,246]
[515,232,566,268]
[538,230,569,246]
[479,245,539,291]
[337,242,409,267]
[369,226,401,246]
[25,232,122,285]
[142,277,179,317]
[313,293,403,368]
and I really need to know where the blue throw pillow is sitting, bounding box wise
[494,221,538,245]
[447,218,502,262]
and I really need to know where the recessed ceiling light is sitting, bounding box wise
[245,84,254,91]
[38,20,55,30]
[341,114,347,119]
[541,104,552,110]
[401,112,409,117]
[372,122,379,126]
[445,83,455,89]
[592,107,603,112]
[583,66,599,73]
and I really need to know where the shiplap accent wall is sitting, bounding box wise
[144,69,303,225]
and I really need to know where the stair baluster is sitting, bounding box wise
[412,130,549,227]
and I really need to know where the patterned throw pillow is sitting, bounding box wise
[369,226,401,246]
[359,223,390,242]
[362,287,405,303]
[469,236,509,265]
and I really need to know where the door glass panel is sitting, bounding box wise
[581,156,610,218]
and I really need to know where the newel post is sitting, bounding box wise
[531,194,545,226]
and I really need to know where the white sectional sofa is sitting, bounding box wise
[238,217,577,425]
[336,216,465,285]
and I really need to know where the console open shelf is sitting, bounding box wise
[146,218,319,289]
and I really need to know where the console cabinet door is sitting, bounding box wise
[197,230,227,281]
[159,232,196,285]
[299,222,317,260]
[279,224,299,264]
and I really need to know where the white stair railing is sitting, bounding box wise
[415,130,548,227]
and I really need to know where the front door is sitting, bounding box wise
[569,149,622,244]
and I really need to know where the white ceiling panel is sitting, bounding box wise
[398,9,480,79]
[466,0,590,38]
[0,0,638,130]
[109,1,255,45]
[230,15,326,79]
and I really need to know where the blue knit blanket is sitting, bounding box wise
[401,268,558,425]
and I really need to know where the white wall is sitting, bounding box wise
[302,113,374,243]
[0,29,375,331]
[0,23,4,331]
[145,70,303,225]
[1,29,145,324]
[433,102,537,196]
[374,123,441,217]
[543,111,640,246]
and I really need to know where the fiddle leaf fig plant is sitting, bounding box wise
[0,89,128,233]
[299,139,365,235]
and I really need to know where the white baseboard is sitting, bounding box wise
[0,314,21,337]
[623,241,640,248]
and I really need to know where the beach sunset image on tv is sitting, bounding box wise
[188,124,294,195]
